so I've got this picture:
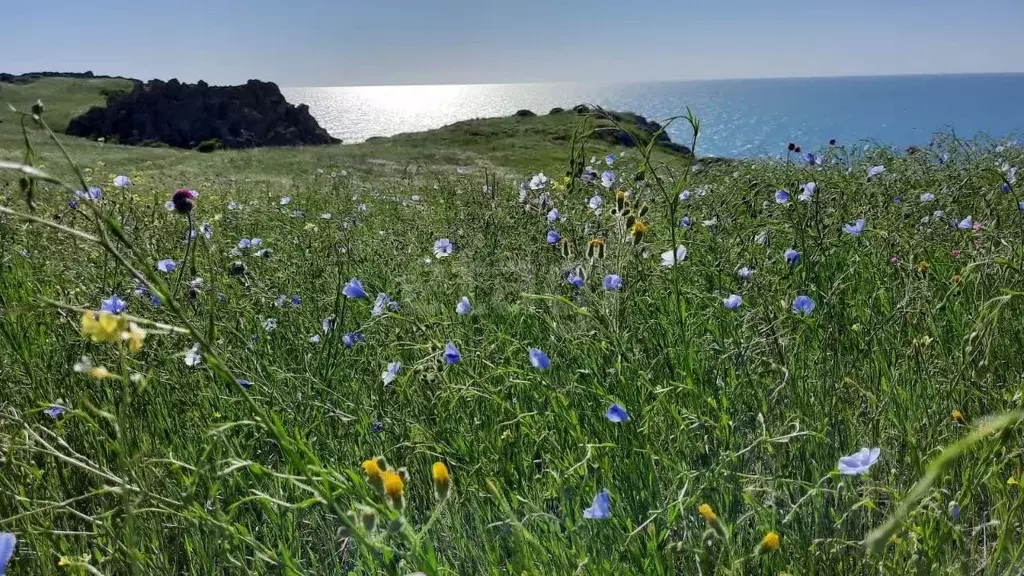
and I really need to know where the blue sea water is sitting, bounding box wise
[283,74,1024,158]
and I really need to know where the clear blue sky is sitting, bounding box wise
[4,0,1022,86]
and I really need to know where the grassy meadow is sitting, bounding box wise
[1,78,1023,575]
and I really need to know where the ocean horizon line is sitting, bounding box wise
[285,70,1024,90]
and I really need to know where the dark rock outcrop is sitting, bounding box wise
[588,109,691,155]
[66,78,339,149]
[548,107,565,115]
[514,109,536,117]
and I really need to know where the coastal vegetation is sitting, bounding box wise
[1,76,1022,574]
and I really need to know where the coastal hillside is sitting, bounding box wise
[0,76,136,132]
[1,77,693,177]
[1,73,1023,575]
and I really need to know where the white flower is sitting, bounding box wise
[660,245,687,267]
[280,196,292,205]
[184,344,202,368]
[529,173,549,190]
[263,318,278,332]
[382,361,401,385]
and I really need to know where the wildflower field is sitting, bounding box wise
[2,89,1024,574]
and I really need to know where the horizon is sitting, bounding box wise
[6,70,1024,90]
[4,0,1022,86]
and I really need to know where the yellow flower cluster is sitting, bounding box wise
[80,311,147,352]
[359,457,453,512]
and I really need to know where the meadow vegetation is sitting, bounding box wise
[1,78,1023,575]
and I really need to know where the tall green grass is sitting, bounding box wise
[1,100,1023,575]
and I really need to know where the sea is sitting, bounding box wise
[283,74,1024,159]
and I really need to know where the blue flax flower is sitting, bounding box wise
[583,489,611,520]
[605,404,630,423]
[843,218,866,236]
[456,297,472,315]
[546,230,561,245]
[100,294,127,314]
[723,294,742,310]
[566,270,584,288]
[775,190,791,204]
[784,249,800,265]
[342,331,364,349]
[957,216,973,230]
[44,405,67,419]
[792,295,815,316]
[156,259,177,273]
[382,362,401,385]
[838,447,880,475]
[1,532,16,574]
[603,274,623,291]
[528,348,550,370]
[343,279,366,299]
[444,342,461,364]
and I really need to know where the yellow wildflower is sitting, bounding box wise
[123,322,147,352]
[951,410,965,425]
[89,366,113,379]
[630,220,648,242]
[757,531,780,554]
[917,261,930,274]
[362,459,382,480]
[432,462,451,500]
[698,503,717,524]
[81,311,124,344]
[382,470,404,498]
[381,470,405,509]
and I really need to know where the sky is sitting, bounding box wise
[4,0,1023,87]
